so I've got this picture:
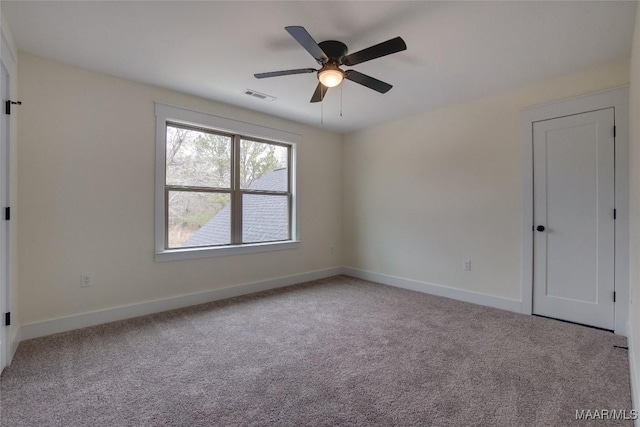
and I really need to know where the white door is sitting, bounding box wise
[532,108,615,330]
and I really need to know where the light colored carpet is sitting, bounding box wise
[0,275,633,426]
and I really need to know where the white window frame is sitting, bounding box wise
[155,103,300,262]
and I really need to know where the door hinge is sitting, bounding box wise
[4,312,10,326]
[614,209,617,220]
[4,100,21,115]
[614,126,617,138]
[613,291,616,303]
[4,207,9,221]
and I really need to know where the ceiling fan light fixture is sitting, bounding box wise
[318,64,344,88]
[255,26,406,103]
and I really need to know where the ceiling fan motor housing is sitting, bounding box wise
[318,40,348,64]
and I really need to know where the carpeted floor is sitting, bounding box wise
[0,275,633,426]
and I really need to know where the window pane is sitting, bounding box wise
[242,194,289,243]
[168,191,230,248]
[240,139,288,191]
[166,125,232,188]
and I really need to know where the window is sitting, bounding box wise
[155,104,299,261]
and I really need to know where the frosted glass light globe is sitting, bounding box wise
[318,66,344,88]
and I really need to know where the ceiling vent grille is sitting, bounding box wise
[244,89,276,102]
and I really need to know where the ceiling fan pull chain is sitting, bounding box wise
[340,84,343,117]
[321,96,324,125]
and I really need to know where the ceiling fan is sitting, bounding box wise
[254,26,407,103]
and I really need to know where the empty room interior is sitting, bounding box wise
[1,1,640,425]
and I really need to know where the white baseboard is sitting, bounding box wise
[20,267,343,341]
[628,321,640,424]
[342,267,522,313]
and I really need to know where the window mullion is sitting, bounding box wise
[165,187,170,249]
[232,135,243,244]
[165,185,232,193]
[240,189,288,196]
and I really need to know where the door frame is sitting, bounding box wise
[520,86,629,335]
[0,21,17,370]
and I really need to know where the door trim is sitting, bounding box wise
[520,86,629,336]
[0,20,17,370]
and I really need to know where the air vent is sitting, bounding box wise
[243,89,276,102]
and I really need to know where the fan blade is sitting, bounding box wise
[254,68,316,79]
[285,26,329,63]
[310,83,327,103]
[344,70,392,93]
[342,37,407,66]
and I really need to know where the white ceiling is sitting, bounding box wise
[2,1,637,134]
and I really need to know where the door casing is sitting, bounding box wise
[520,86,629,336]
[0,23,17,370]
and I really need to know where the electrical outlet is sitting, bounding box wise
[463,260,471,271]
[80,274,92,287]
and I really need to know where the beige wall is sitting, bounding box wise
[343,60,630,301]
[628,3,640,413]
[17,53,343,325]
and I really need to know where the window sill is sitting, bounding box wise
[155,240,301,262]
